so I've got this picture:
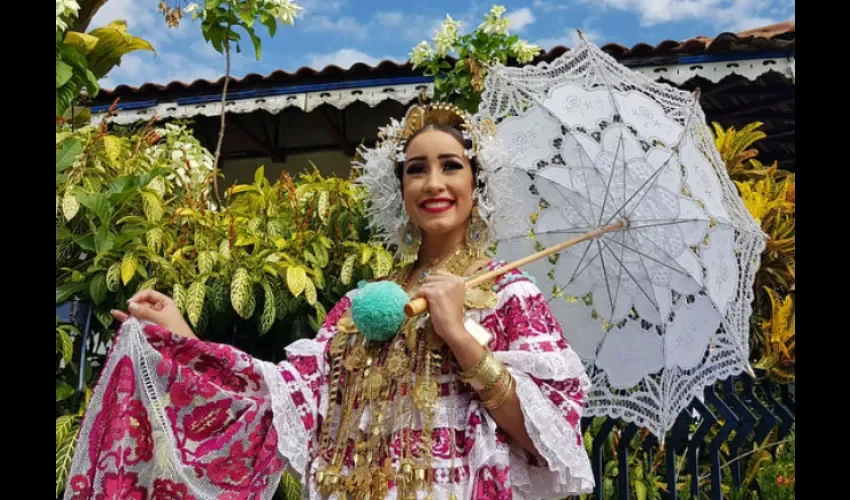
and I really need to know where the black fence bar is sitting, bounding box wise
[579,373,795,499]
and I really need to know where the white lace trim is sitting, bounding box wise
[510,371,595,497]
[261,360,310,480]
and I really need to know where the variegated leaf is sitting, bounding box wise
[219,239,232,260]
[209,280,228,313]
[148,176,166,198]
[371,248,393,278]
[62,190,80,221]
[341,254,356,285]
[304,278,317,306]
[121,253,137,285]
[56,417,80,497]
[137,277,157,293]
[318,190,330,222]
[360,246,372,265]
[146,227,163,252]
[286,266,307,297]
[141,191,164,222]
[260,281,276,335]
[231,268,253,318]
[106,263,121,292]
[198,251,216,275]
[173,283,187,313]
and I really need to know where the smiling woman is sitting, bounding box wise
[64,102,595,500]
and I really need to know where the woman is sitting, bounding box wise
[65,103,594,499]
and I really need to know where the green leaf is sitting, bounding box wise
[173,283,187,314]
[56,381,75,402]
[62,190,80,221]
[56,416,80,497]
[101,135,122,163]
[64,31,99,53]
[209,280,228,313]
[187,281,206,328]
[121,253,137,285]
[136,277,158,293]
[341,254,356,285]
[280,471,301,500]
[57,329,74,364]
[304,279,317,306]
[236,5,255,27]
[260,281,276,335]
[198,251,216,275]
[56,138,82,173]
[106,263,121,292]
[94,225,115,254]
[146,227,163,252]
[56,60,74,89]
[90,273,108,304]
[57,282,87,304]
[231,268,253,318]
[76,191,113,224]
[141,191,164,222]
[56,81,78,117]
[260,14,277,38]
[286,266,307,297]
[83,21,156,79]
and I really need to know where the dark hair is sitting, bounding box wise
[394,124,480,186]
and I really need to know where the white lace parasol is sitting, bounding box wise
[477,34,766,439]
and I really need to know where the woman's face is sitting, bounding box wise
[401,129,475,239]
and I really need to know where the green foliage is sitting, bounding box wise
[184,0,302,60]
[56,20,154,118]
[408,5,542,113]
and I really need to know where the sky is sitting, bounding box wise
[91,0,795,91]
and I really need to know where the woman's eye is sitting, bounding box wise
[405,164,425,175]
[444,161,463,171]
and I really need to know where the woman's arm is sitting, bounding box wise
[443,328,542,459]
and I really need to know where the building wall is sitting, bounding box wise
[222,149,354,186]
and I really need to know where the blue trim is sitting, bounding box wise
[90,50,793,113]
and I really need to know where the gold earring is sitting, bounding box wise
[399,220,421,263]
[466,205,488,251]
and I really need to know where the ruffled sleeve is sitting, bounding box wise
[63,293,354,500]
[469,265,595,498]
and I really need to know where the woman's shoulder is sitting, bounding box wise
[479,259,540,293]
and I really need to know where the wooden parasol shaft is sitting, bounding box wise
[403,221,626,317]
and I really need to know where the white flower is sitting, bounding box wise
[184,2,205,20]
[56,0,80,32]
[264,0,302,25]
[434,15,460,57]
[478,5,509,36]
[511,40,541,64]
[409,41,434,68]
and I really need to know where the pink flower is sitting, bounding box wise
[169,368,217,407]
[208,454,251,486]
[96,470,147,500]
[152,478,196,500]
[182,399,233,442]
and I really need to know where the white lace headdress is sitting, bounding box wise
[353,101,518,254]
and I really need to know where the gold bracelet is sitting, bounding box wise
[458,349,505,392]
[481,370,514,411]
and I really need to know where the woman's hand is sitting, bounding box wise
[111,289,197,340]
[414,270,467,343]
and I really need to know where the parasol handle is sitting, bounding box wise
[403,221,626,317]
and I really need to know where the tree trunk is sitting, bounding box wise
[71,0,111,33]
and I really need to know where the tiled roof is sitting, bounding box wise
[94,21,794,101]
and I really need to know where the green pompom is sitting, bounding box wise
[351,281,409,342]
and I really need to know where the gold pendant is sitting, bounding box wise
[385,347,410,378]
[362,369,387,400]
[464,286,499,310]
[413,378,439,410]
[344,343,368,372]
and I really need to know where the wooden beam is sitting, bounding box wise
[317,107,356,157]
[228,115,286,163]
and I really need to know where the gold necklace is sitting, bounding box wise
[315,245,479,500]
